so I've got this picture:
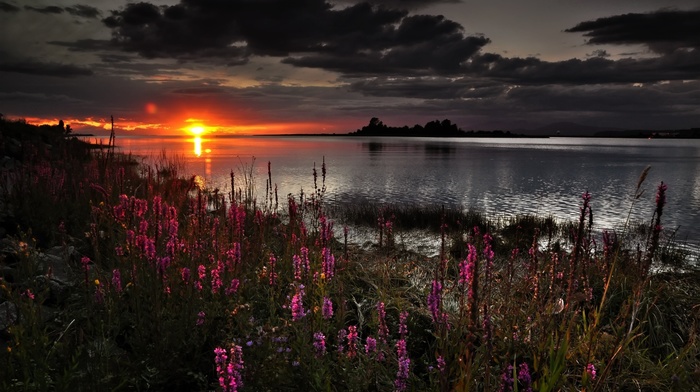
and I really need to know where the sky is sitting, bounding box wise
[0,0,699,135]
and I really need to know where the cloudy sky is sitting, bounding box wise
[0,0,699,135]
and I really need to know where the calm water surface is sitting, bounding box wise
[117,135,700,245]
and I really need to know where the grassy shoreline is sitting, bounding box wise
[1,118,699,391]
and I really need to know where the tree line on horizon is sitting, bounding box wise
[351,117,522,137]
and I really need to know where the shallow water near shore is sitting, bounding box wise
[116,135,700,251]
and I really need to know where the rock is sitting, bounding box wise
[38,249,76,285]
[0,266,15,282]
[0,301,18,330]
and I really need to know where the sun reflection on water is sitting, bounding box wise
[193,136,202,157]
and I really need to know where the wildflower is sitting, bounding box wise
[157,256,171,277]
[321,247,335,280]
[215,345,243,392]
[518,362,533,392]
[398,311,408,338]
[322,297,333,320]
[395,339,410,392]
[436,356,446,373]
[300,247,310,275]
[347,325,358,358]
[313,332,326,357]
[499,364,514,392]
[337,329,347,354]
[268,253,277,286]
[225,279,240,296]
[586,363,597,380]
[377,302,389,360]
[115,246,124,256]
[24,289,35,300]
[427,280,443,325]
[112,269,122,293]
[211,266,222,294]
[293,254,303,281]
[291,285,306,321]
[181,267,191,284]
[228,344,245,389]
[365,336,377,354]
[197,311,206,326]
[459,244,476,288]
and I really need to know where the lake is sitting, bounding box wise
[116,135,700,247]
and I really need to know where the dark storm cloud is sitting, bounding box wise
[348,76,503,99]
[49,39,113,52]
[465,47,700,85]
[0,1,19,12]
[566,9,700,54]
[335,0,460,10]
[0,60,93,77]
[23,4,100,17]
[0,91,87,105]
[101,0,488,74]
[170,87,226,95]
[25,5,64,14]
[65,5,101,18]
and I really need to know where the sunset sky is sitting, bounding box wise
[1,0,699,135]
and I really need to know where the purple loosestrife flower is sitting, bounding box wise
[211,265,223,294]
[293,254,303,281]
[112,269,122,293]
[214,347,228,388]
[499,364,514,392]
[229,345,244,388]
[586,363,597,380]
[365,336,377,354]
[139,219,148,234]
[291,285,306,321]
[313,332,326,357]
[398,311,408,338]
[518,363,533,392]
[145,238,156,260]
[436,356,446,373]
[322,296,333,320]
[321,247,335,280]
[346,325,358,358]
[377,302,389,341]
[395,339,410,392]
[157,256,171,277]
[181,267,191,284]
[427,280,444,325]
[268,253,278,286]
[459,244,476,288]
[214,345,244,392]
[225,279,240,296]
[337,329,347,354]
[166,238,177,259]
[196,311,206,326]
[300,247,310,275]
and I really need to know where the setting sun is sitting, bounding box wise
[189,125,205,135]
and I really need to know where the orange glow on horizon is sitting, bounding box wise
[8,115,350,136]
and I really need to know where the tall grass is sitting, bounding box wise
[0,122,698,391]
